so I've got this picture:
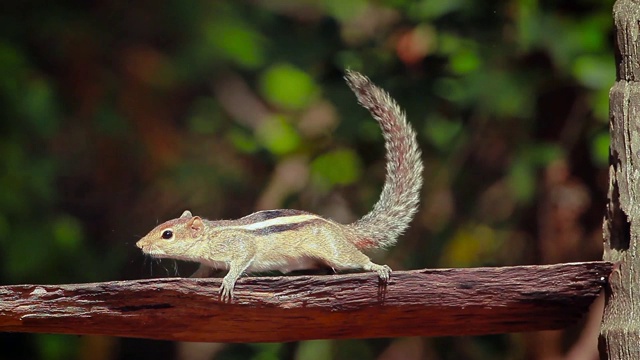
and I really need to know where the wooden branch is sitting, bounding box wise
[0,262,610,343]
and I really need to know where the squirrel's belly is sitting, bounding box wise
[247,256,319,273]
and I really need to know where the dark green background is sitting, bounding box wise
[0,0,613,359]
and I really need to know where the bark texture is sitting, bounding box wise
[599,1,640,358]
[0,263,609,342]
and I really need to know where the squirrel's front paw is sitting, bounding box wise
[219,280,235,302]
[365,263,392,282]
[376,265,392,282]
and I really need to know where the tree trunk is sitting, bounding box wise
[599,1,640,358]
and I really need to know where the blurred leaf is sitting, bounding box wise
[256,115,302,155]
[260,64,319,110]
[358,118,384,142]
[22,78,59,137]
[251,343,282,360]
[0,214,8,241]
[567,17,610,53]
[187,97,225,134]
[572,55,615,89]
[335,50,364,70]
[450,48,481,74]
[515,0,539,50]
[311,149,362,187]
[544,16,611,70]
[228,128,259,153]
[323,0,368,21]
[334,339,374,359]
[95,106,130,136]
[433,77,465,102]
[508,160,535,202]
[507,143,562,202]
[296,340,333,360]
[5,227,50,280]
[437,71,535,118]
[593,87,610,123]
[591,131,610,167]
[0,41,26,93]
[52,215,83,251]
[423,116,463,152]
[408,0,465,20]
[29,158,58,204]
[527,143,563,165]
[440,224,504,267]
[437,32,465,55]
[380,0,408,7]
[475,72,533,118]
[0,141,57,211]
[0,141,26,212]
[204,19,265,69]
[36,334,78,360]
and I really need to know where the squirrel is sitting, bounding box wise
[136,70,424,301]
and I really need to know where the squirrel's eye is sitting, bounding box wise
[161,230,173,240]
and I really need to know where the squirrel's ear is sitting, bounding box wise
[188,216,204,237]
[180,210,193,218]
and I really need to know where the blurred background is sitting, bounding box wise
[0,0,614,359]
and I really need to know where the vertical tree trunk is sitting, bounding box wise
[599,1,640,359]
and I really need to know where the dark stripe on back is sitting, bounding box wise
[251,219,322,236]
[238,209,310,225]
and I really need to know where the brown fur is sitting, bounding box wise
[136,71,424,301]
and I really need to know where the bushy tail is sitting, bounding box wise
[344,70,423,249]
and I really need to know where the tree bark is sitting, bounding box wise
[0,263,609,342]
[599,1,640,359]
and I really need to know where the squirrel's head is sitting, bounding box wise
[136,210,204,259]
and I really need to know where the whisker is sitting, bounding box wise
[158,260,170,277]
[172,261,179,277]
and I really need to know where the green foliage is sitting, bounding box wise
[52,215,84,250]
[296,340,333,360]
[573,55,615,89]
[228,128,260,153]
[251,343,283,360]
[35,335,78,360]
[508,160,537,202]
[204,19,266,69]
[591,131,611,167]
[423,116,464,152]
[311,149,363,187]
[188,96,225,135]
[440,224,506,267]
[260,64,319,110]
[509,144,564,202]
[323,0,368,21]
[256,115,302,155]
[0,0,614,359]
[408,0,466,20]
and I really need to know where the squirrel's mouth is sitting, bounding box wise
[139,245,166,257]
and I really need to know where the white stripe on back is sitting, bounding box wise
[233,214,321,231]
